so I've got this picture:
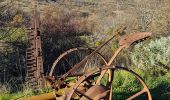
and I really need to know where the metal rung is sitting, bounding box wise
[27,73,36,76]
[27,69,36,72]
[27,64,36,66]
[27,48,35,51]
[26,55,35,58]
[27,59,36,62]
[27,58,35,61]
[26,52,35,55]
[27,67,36,70]
[26,60,36,63]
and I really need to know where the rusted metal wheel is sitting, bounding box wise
[67,66,152,100]
[49,47,107,78]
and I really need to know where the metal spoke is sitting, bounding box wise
[127,89,146,100]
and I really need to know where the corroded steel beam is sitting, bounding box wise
[119,32,152,48]
[26,5,44,91]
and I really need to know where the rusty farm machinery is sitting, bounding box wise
[25,6,152,100]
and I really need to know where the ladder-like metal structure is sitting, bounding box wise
[26,6,44,91]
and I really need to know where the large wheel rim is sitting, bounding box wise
[66,66,152,100]
[49,47,107,77]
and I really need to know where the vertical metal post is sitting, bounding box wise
[26,4,44,92]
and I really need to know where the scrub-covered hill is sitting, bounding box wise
[1,0,170,36]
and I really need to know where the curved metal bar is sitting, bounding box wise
[119,32,152,48]
[66,66,152,100]
[49,47,107,76]
[61,27,126,78]
[115,66,152,100]
[49,29,153,100]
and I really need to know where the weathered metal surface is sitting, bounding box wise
[26,6,44,91]
[44,27,152,100]
[65,30,152,100]
[119,32,152,48]
[80,85,108,100]
[59,26,126,80]
[45,27,126,97]
[49,47,107,77]
[66,66,152,100]
[26,24,152,100]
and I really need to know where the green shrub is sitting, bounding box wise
[112,69,170,100]
[130,36,170,76]
[0,28,27,93]
[0,28,26,42]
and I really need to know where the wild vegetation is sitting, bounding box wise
[0,0,170,100]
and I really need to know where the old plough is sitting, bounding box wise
[26,25,152,100]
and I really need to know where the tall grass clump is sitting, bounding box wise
[0,84,50,100]
[130,36,170,76]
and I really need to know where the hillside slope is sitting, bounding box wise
[1,0,170,36]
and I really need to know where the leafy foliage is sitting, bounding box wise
[130,36,170,76]
[0,28,26,42]
[0,28,27,92]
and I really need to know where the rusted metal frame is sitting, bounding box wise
[119,32,152,48]
[49,48,82,76]
[26,23,36,83]
[95,32,152,99]
[66,67,100,100]
[93,90,110,99]
[96,45,126,85]
[127,89,146,100]
[49,27,125,91]
[74,89,93,100]
[96,32,152,85]
[33,5,43,88]
[107,45,127,66]
[95,45,127,100]
[66,73,85,77]
[34,5,44,87]
[49,47,107,76]
[61,26,126,79]
[115,66,152,100]
[50,30,152,98]
[108,69,114,100]
[34,10,39,87]
[66,66,152,100]
[26,5,44,89]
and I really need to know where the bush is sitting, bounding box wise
[0,28,26,42]
[0,28,27,92]
[40,7,96,74]
[130,36,170,76]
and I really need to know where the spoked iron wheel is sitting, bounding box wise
[49,47,107,78]
[66,66,152,100]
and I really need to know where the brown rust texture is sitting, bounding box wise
[26,6,44,91]
[25,23,152,99]
[119,32,152,47]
